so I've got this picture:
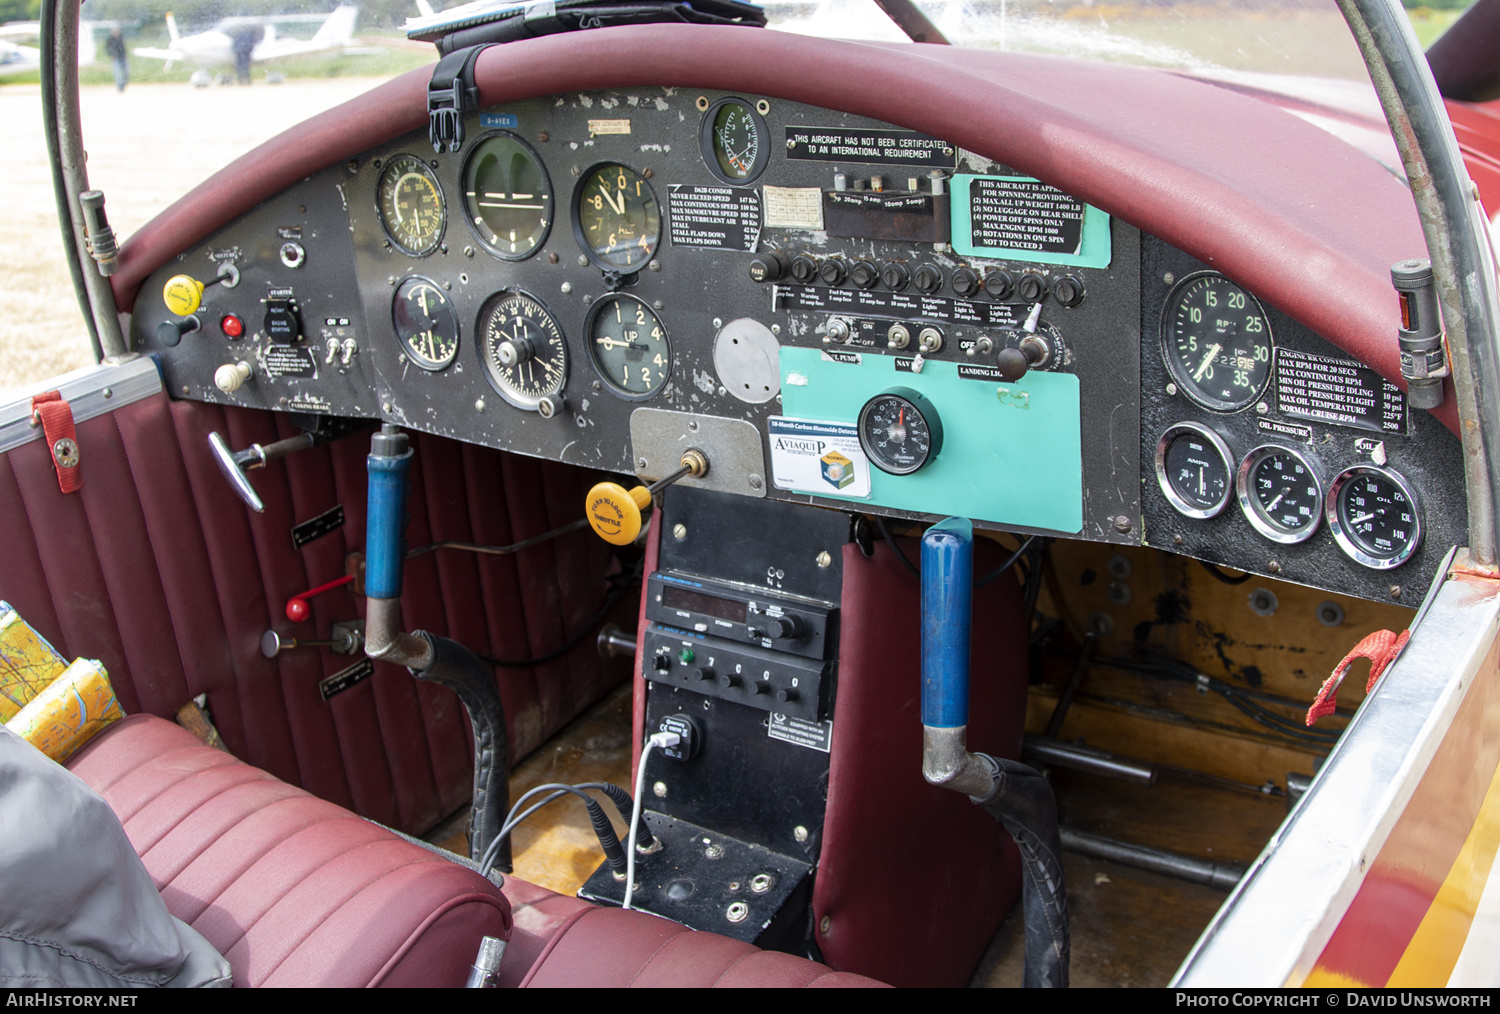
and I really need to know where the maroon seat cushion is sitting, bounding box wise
[67,714,512,987]
[519,907,888,987]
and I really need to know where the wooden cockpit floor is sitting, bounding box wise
[429,683,1291,987]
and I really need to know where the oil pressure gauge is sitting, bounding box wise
[858,388,943,476]
[1327,465,1421,569]
[1237,445,1322,544]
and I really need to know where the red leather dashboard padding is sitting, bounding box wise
[814,536,1028,987]
[0,392,631,836]
[109,25,1451,431]
[67,713,511,988]
[518,906,888,987]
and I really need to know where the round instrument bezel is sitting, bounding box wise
[570,161,661,275]
[698,96,770,186]
[1236,444,1323,545]
[459,131,555,262]
[584,293,672,402]
[857,387,944,476]
[1160,271,1275,413]
[376,154,446,258]
[474,289,568,411]
[1326,464,1422,570]
[391,274,460,371]
[1154,421,1234,520]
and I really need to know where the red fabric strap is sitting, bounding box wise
[30,391,82,494]
[1306,628,1411,726]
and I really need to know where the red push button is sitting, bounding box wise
[220,314,244,338]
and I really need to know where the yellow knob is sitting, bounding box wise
[163,274,205,316]
[585,482,653,546]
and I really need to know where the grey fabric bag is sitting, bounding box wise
[0,724,232,988]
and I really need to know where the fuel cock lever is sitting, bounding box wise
[584,449,709,545]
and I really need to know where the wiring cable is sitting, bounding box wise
[476,781,634,879]
[624,731,680,911]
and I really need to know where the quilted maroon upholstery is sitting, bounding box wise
[67,714,512,987]
[0,392,632,835]
[519,907,888,987]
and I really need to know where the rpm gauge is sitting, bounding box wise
[858,388,944,476]
[1154,422,1233,519]
[392,275,459,370]
[477,291,568,412]
[1163,272,1273,412]
[699,97,769,185]
[586,294,671,400]
[1237,445,1322,544]
[1327,465,1422,569]
[462,133,553,260]
[377,154,445,256]
[573,163,660,273]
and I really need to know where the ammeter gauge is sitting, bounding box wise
[1237,445,1322,544]
[586,294,671,400]
[1327,465,1421,569]
[1155,422,1233,519]
[477,291,568,411]
[1162,272,1273,412]
[857,388,943,476]
[699,97,769,185]
[572,163,661,273]
[461,133,553,260]
[391,276,459,370]
[377,155,445,257]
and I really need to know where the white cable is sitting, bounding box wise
[624,731,679,911]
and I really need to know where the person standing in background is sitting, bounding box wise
[105,27,127,92]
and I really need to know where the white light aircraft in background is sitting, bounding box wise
[132,5,366,81]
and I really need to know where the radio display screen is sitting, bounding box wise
[662,584,747,623]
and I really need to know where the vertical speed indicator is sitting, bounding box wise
[1162,272,1273,412]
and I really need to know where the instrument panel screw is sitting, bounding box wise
[1172,534,1184,546]
[795,825,810,841]
[649,260,661,272]
[819,916,831,935]
[1165,382,1178,396]
[443,280,451,290]
[749,474,763,490]
[673,524,688,540]
[537,131,549,143]
[475,398,485,411]
[464,246,474,258]
[1256,402,1270,414]
[1267,560,1281,573]
[571,165,581,177]
[561,282,573,294]
[705,844,725,859]
[771,324,780,334]
[654,300,664,310]
[638,457,649,469]
[717,386,727,397]
[653,781,667,798]
[382,401,392,413]
[1163,272,1175,285]
[1112,515,1132,534]
[346,159,359,173]
[102,388,112,398]
[727,902,749,923]
[713,318,723,328]
[1389,585,1402,599]
[816,551,831,568]
[750,874,773,894]
[643,167,654,179]
[577,254,589,267]
[181,385,190,395]
[583,294,592,304]
[592,381,602,393]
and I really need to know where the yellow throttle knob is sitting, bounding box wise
[586,482,653,546]
[163,274,205,316]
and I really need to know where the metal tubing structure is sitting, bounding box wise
[1335,0,1500,566]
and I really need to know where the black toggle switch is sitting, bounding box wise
[156,315,200,348]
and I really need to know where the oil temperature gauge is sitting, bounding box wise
[858,388,943,476]
[1155,422,1233,519]
[1237,445,1322,544]
[1327,465,1421,569]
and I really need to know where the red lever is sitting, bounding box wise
[286,574,354,622]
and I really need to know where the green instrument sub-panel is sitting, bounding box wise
[777,347,1083,533]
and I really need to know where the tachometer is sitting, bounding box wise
[699,97,769,185]
[572,163,660,273]
[586,294,671,400]
[857,388,943,476]
[477,291,568,412]
[1327,465,1421,569]
[391,275,459,370]
[377,154,445,257]
[1163,272,1273,412]
[1237,445,1321,544]
[462,133,553,261]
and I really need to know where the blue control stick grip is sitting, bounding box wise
[921,517,974,729]
[366,444,413,600]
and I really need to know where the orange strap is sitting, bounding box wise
[30,391,81,494]
[1306,628,1411,726]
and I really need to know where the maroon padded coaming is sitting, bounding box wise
[813,537,1028,988]
[66,714,512,988]
[518,907,887,987]
[108,26,1449,432]
[0,392,630,836]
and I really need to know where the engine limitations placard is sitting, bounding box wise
[1275,348,1407,435]
[951,174,1112,268]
